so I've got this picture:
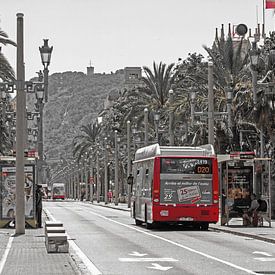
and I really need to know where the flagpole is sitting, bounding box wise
[263,0,266,37]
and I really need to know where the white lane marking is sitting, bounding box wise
[254,257,275,262]
[84,208,258,275]
[44,208,102,275]
[119,257,178,262]
[129,251,148,257]
[253,251,272,257]
[0,235,14,274]
[147,263,173,271]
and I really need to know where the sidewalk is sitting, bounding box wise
[89,201,275,244]
[0,215,81,275]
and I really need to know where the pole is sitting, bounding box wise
[252,70,258,107]
[15,13,25,234]
[114,130,119,205]
[168,89,174,145]
[43,68,49,103]
[90,162,94,203]
[104,137,108,204]
[208,62,214,146]
[37,99,44,186]
[96,150,100,203]
[226,87,232,130]
[85,162,88,201]
[127,121,131,208]
[260,125,264,158]
[190,91,195,127]
[262,0,265,38]
[144,108,148,146]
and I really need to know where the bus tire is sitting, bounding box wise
[146,222,154,229]
[135,219,143,226]
[201,222,209,231]
[133,202,136,219]
[145,205,154,229]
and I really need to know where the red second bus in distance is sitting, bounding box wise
[130,144,219,230]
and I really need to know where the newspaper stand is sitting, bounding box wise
[0,156,37,228]
[218,152,272,227]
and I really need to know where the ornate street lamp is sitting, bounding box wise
[249,42,260,68]
[39,39,53,103]
[39,39,53,69]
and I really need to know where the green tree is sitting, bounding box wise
[0,29,16,81]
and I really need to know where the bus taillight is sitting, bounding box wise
[213,192,219,204]
[153,190,159,203]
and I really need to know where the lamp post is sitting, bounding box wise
[96,147,100,203]
[15,13,26,234]
[154,111,160,144]
[114,130,119,205]
[249,41,260,107]
[144,108,148,146]
[168,89,174,145]
[127,120,131,208]
[39,39,53,103]
[226,86,233,130]
[208,62,214,146]
[104,137,109,204]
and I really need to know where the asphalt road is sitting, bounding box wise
[44,201,275,275]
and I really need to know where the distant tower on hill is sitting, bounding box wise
[87,60,94,76]
[124,67,142,89]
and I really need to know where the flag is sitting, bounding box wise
[266,0,275,9]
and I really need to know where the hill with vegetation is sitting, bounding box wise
[38,70,125,163]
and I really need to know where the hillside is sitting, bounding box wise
[31,70,125,163]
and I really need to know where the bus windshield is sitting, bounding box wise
[160,158,213,205]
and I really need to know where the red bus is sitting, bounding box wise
[52,183,65,200]
[130,144,219,230]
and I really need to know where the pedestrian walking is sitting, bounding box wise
[36,184,43,228]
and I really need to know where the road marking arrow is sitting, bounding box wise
[253,251,272,257]
[254,257,275,262]
[129,251,147,257]
[119,257,178,262]
[147,263,173,271]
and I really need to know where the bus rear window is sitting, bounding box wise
[160,158,212,174]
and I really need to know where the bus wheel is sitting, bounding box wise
[201,222,209,231]
[146,222,154,229]
[135,219,143,226]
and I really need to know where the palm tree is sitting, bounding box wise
[0,29,16,81]
[202,24,252,152]
[73,123,100,162]
[141,61,176,108]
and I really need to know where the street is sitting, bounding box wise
[45,201,275,275]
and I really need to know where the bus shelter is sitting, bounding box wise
[218,152,272,227]
[0,156,37,228]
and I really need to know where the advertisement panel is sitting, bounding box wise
[160,179,212,204]
[0,165,35,219]
[226,165,253,213]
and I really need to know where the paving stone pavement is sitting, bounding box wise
[0,221,82,275]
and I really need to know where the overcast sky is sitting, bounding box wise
[1,0,274,80]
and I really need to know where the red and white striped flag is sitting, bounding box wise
[266,0,275,9]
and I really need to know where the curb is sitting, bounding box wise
[210,226,275,244]
[86,201,131,212]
